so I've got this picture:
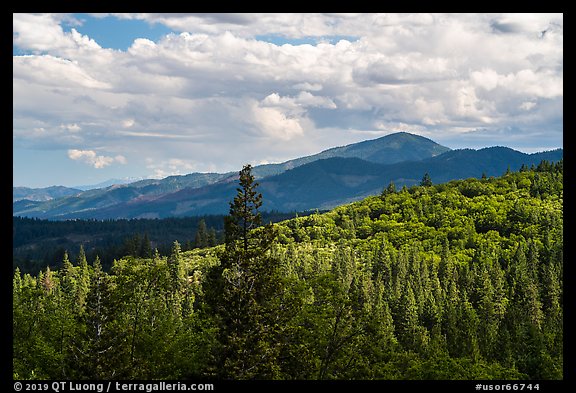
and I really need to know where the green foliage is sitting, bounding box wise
[13,213,301,274]
[203,164,289,378]
[13,162,562,380]
[420,172,433,187]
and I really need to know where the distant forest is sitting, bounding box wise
[13,211,312,274]
[13,160,562,380]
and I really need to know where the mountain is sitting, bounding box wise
[12,172,232,219]
[251,131,450,178]
[12,132,449,219]
[74,177,146,191]
[13,186,82,202]
[191,147,563,214]
[13,143,562,220]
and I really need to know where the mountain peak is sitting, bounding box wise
[251,131,450,179]
[317,131,451,164]
[13,132,562,220]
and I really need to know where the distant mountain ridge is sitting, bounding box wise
[12,133,562,220]
[13,132,448,217]
[74,178,146,191]
[13,186,82,202]
[251,131,449,178]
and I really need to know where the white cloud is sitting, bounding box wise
[470,69,501,91]
[146,158,200,178]
[519,101,537,111]
[14,13,563,183]
[114,155,128,164]
[293,82,323,91]
[295,91,337,109]
[261,91,336,110]
[13,55,111,90]
[122,119,135,128]
[251,103,305,140]
[13,13,100,53]
[60,123,81,132]
[68,149,126,168]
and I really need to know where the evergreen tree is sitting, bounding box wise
[205,164,282,378]
[421,172,433,187]
[167,241,185,316]
[76,245,90,312]
[140,233,152,258]
[124,234,141,257]
[77,244,87,266]
[71,256,125,379]
[60,251,76,297]
[382,181,397,196]
[207,228,218,247]
[395,284,422,351]
[194,219,209,249]
[223,164,275,256]
[13,267,23,296]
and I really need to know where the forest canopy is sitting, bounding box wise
[13,160,563,380]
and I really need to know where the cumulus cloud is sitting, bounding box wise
[14,13,563,182]
[145,158,201,178]
[13,13,100,53]
[251,104,305,141]
[261,91,336,110]
[60,123,81,132]
[68,149,127,168]
[102,13,372,38]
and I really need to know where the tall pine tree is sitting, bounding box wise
[205,164,283,378]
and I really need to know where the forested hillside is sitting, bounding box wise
[13,211,304,274]
[13,160,563,380]
[13,145,562,220]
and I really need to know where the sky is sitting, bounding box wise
[13,13,563,188]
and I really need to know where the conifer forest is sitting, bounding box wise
[13,161,563,380]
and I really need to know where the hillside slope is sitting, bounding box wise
[13,163,563,380]
[13,132,449,218]
[16,147,561,219]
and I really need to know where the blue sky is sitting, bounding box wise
[14,14,174,55]
[65,14,174,51]
[13,13,563,188]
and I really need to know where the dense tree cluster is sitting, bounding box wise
[13,212,304,274]
[13,161,562,380]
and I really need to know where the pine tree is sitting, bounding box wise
[77,245,87,266]
[72,256,124,379]
[194,219,208,248]
[421,172,433,187]
[55,251,80,378]
[60,251,76,297]
[223,164,275,257]
[124,234,141,257]
[168,241,184,290]
[382,181,397,196]
[167,241,185,316]
[395,284,428,352]
[42,266,56,294]
[205,164,282,378]
[207,228,218,247]
[76,245,90,312]
[13,267,23,297]
[184,240,193,251]
[140,233,152,258]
